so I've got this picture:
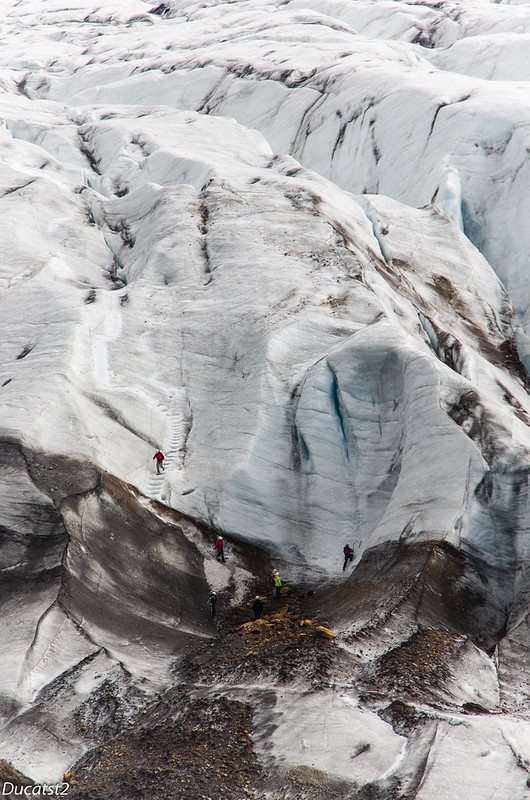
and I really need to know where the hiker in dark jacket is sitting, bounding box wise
[343,544,354,571]
[208,591,217,618]
[252,596,264,620]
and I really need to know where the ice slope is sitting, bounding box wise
[1,95,529,575]
[2,0,530,795]
[11,0,530,333]
[1,87,530,792]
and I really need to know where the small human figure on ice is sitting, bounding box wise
[215,536,225,563]
[208,591,217,618]
[343,544,354,571]
[252,596,264,620]
[153,449,165,474]
[269,569,282,599]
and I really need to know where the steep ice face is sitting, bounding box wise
[429,33,530,81]
[3,0,530,793]
[0,93,529,581]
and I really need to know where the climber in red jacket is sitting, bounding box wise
[153,450,165,474]
[215,536,225,563]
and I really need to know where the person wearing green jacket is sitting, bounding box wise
[207,591,217,618]
[269,569,282,600]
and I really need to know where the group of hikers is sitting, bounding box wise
[207,576,275,620]
[207,542,356,619]
[207,546,355,618]
[152,450,356,619]
[206,515,284,618]
[207,591,266,620]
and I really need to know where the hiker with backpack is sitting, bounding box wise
[215,536,225,563]
[252,596,264,620]
[153,449,165,474]
[343,544,354,571]
[269,569,282,599]
[208,591,217,618]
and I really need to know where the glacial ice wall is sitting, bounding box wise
[1,96,529,575]
[2,1,530,793]
[15,0,530,333]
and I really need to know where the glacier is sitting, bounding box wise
[1,0,530,798]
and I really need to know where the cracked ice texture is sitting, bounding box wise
[0,94,528,579]
[13,0,530,333]
[3,0,530,790]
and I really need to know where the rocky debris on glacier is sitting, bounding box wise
[67,690,263,800]
[0,759,34,792]
[1,0,530,798]
[49,565,530,800]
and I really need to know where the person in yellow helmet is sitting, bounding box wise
[269,569,282,599]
